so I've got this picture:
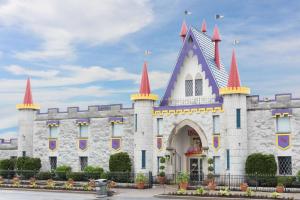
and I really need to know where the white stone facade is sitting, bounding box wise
[0,26,299,178]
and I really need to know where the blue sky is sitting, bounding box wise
[0,0,300,138]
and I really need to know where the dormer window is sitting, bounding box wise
[185,74,193,97]
[195,73,203,96]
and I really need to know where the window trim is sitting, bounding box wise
[79,156,88,171]
[79,124,89,138]
[276,115,291,133]
[195,78,203,96]
[278,156,292,175]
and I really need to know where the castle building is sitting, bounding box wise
[0,20,299,179]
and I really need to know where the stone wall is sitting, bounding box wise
[33,104,134,171]
[247,94,300,175]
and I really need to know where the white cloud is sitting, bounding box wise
[5,65,59,78]
[0,0,154,60]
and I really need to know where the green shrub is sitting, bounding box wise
[245,153,277,175]
[106,171,133,183]
[277,176,295,187]
[16,157,41,171]
[84,166,104,179]
[66,172,86,181]
[55,165,72,180]
[109,152,131,172]
[0,159,16,178]
[135,173,147,183]
[176,172,189,183]
[36,171,54,180]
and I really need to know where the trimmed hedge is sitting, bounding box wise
[0,159,16,178]
[109,152,131,172]
[55,165,72,180]
[84,166,104,180]
[36,171,54,180]
[66,172,86,181]
[16,157,41,171]
[245,153,277,175]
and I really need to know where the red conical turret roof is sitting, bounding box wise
[139,62,151,95]
[227,50,241,87]
[201,19,207,33]
[212,25,221,41]
[179,20,188,40]
[23,78,33,105]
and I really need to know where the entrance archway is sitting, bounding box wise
[166,119,208,182]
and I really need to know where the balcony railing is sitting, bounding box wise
[160,97,216,106]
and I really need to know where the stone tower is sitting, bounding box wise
[16,78,40,157]
[219,50,250,175]
[131,62,158,173]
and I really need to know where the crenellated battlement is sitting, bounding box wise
[0,138,18,150]
[36,103,134,120]
[247,93,300,110]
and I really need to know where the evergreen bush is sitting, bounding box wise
[0,159,16,178]
[84,166,104,179]
[36,171,54,180]
[245,153,277,175]
[55,165,72,180]
[66,172,86,181]
[109,152,132,172]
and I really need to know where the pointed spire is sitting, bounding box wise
[139,61,151,95]
[179,20,188,41]
[201,19,207,33]
[16,78,40,110]
[23,78,33,105]
[212,25,221,69]
[227,50,241,87]
[212,25,221,41]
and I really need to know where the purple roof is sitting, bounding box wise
[46,120,59,125]
[160,27,228,106]
[272,108,292,116]
[108,117,123,123]
[76,118,90,124]
[154,103,222,111]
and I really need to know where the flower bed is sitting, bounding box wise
[162,187,294,200]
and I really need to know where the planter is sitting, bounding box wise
[136,182,145,189]
[157,176,166,184]
[276,185,285,193]
[179,182,188,190]
[208,181,216,191]
[240,183,248,192]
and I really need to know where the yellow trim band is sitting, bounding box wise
[219,87,250,95]
[16,103,40,110]
[131,93,158,101]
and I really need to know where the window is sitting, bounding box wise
[236,109,241,128]
[80,157,88,171]
[134,114,138,132]
[49,126,59,138]
[213,115,220,134]
[79,125,88,138]
[213,156,221,175]
[157,118,163,135]
[195,79,203,96]
[278,156,292,175]
[112,123,123,137]
[49,157,57,170]
[185,74,193,97]
[142,150,146,169]
[276,116,290,133]
[22,151,26,157]
[226,149,230,170]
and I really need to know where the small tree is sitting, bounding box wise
[109,152,132,172]
[245,153,277,175]
[158,157,166,177]
[207,158,214,180]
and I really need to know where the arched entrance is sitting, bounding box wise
[166,119,208,183]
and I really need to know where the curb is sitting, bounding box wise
[0,187,96,194]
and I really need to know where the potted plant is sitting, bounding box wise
[207,158,216,190]
[135,173,147,189]
[276,183,285,193]
[176,172,189,190]
[157,157,166,184]
[240,182,248,192]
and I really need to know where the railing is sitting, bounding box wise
[160,97,216,106]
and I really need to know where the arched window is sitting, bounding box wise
[185,74,193,97]
[195,73,203,96]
